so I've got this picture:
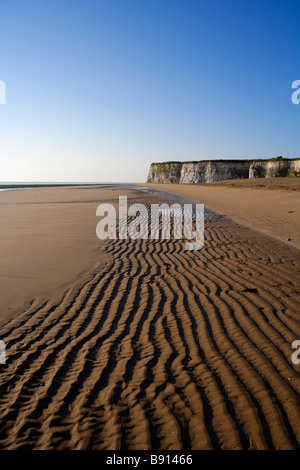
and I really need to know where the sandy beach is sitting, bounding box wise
[0,182,299,450]
[140,178,300,249]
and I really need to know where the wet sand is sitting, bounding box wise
[0,183,299,449]
[0,185,129,327]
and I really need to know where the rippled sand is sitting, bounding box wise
[0,185,299,449]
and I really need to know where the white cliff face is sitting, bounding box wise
[147,159,300,183]
[179,162,208,183]
[249,160,300,178]
[293,160,300,174]
[179,161,251,183]
[147,162,182,183]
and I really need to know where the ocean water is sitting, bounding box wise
[0,181,139,191]
[0,181,139,185]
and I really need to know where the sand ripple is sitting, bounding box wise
[0,201,299,450]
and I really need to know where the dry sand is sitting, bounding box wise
[0,182,299,450]
[140,178,300,249]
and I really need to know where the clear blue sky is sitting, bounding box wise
[0,0,299,182]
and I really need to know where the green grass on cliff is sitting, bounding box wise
[151,157,300,166]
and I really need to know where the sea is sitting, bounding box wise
[0,181,139,191]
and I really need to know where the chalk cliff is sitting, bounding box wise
[147,159,300,183]
[248,159,300,178]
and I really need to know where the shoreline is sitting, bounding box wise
[0,182,140,190]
